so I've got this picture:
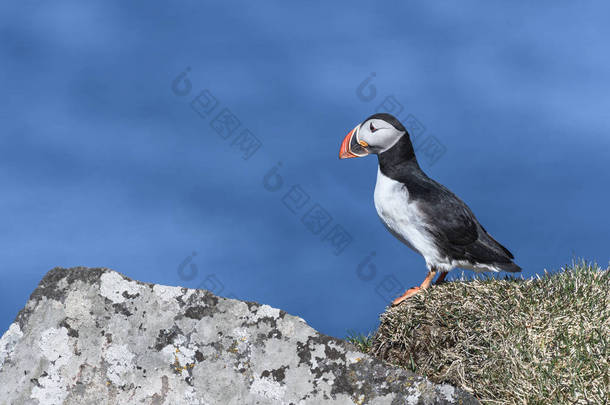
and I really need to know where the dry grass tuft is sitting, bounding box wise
[369,261,610,404]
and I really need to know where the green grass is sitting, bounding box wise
[345,330,374,353]
[352,261,610,404]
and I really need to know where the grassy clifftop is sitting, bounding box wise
[348,261,609,404]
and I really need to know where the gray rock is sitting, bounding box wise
[0,267,479,405]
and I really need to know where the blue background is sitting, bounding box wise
[2,1,609,338]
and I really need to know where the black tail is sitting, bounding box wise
[498,261,522,273]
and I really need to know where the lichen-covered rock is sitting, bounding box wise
[0,267,479,404]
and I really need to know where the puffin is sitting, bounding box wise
[339,113,520,306]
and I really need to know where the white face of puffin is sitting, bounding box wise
[339,118,405,159]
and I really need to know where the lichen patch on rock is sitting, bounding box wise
[99,271,143,303]
[0,323,22,369]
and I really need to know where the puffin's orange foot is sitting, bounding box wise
[434,271,448,285]
[391,286,421,306]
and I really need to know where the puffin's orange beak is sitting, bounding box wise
[339,124,369,159]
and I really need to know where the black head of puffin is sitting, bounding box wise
[339,113,409,159]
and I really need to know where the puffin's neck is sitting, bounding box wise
[377,135,424,181]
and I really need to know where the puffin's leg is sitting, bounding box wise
[434,271,448,285]
[391,270,437,306]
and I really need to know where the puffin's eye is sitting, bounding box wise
[370,122,378,133]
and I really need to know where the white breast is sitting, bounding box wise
[373,167,447,271]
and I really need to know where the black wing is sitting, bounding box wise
[410,177,516,266]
